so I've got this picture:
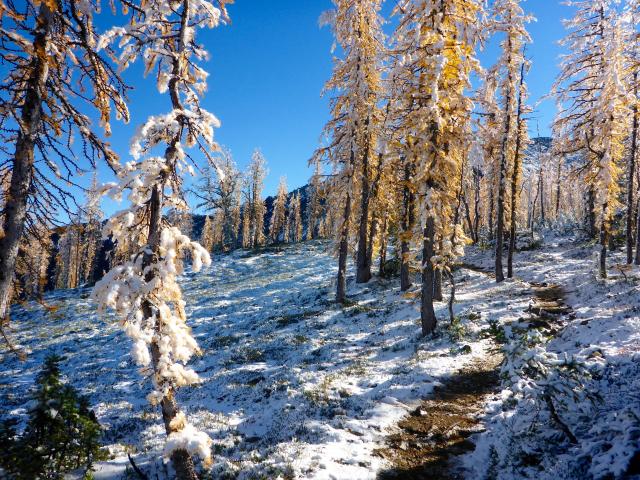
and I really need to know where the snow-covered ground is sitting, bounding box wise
[463,233,640,480]
[1,235,639,479]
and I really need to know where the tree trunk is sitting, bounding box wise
[488,188,495,241]
[365,152,384,276]
[144,165,198,479]
[627,85,638,264]
[421,216,437,336]
[336,194,352,303]
[433,267,443,301]
[496,37,515,284]
[587,188,596,239]
[555,157,563,219]
[634,197,640,265]
[400,161,414,292]
[0,3,53,322]
[473,170,481,243]
[600,221,608,279]
[378,214,388,276]
[356,139,372,284]
[539,167,545,226]
[495,137,509,283]
[462,194,475,243]
[508,57,527,279]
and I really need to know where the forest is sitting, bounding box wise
[0,0,639,479]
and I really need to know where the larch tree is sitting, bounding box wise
[241,200,252,248]
[0,0,129,324]
[315,0,384,302]
[554,1,627,278]
[489,0,532,283]
[289,192,303,243]
[195,147,242,251]
[589,19,627,278]
[92,0,231,477]
[474,68,502,242]
[243,149,267,249]
[200,215,215,252]
[507,54,531,279]
[269,177,288,243]
[393,0,482,335]
[306,162,324,240]
[624,0,640,264]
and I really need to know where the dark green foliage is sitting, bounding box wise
[0,355,106,479]
[379,258,400,279]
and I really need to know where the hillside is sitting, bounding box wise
[2,234,639,479]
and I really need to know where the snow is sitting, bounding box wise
[461,233,640,479]
[2,235,639,478]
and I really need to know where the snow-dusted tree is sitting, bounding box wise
[93,0,231,476]
[623,0,640,264]
[269,177,288,243]
[0,0,129,323]
[241,201,252,248]
[489,0,532,282]
[283,197,292,244]
[231,188,242,249]
[243,149,268,248]
[507,56,531,279]
[306,162,325,240]
[393,0,482,335]
[554,1,627,278]
[167,209,194,240]
[289,192,303,243]
[315,0,384,301]
[200,215,215,252]
[474,68,502,241]
[195,147,242,251]
[81,174,104,285]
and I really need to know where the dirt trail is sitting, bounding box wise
[376,276,572,480]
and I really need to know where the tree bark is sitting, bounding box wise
[488,188,495,241]
[586,187,596,239]
[627,82,638,264]
[555,157,563,220]
[336,194,352,303]
[378,214,388,276]
[495,136,509,283]
[473,168,481,243]
[635,197,640,265]
[0,3,53,322]
[421,216,437,336]
[143,158,198,480]
[356,128,372,284]
[433,267,443,301]
[365,152,384,276]
[495,35,516,284]
[400,161,414,291]
[538,166,546,226]
[508,57,527,279]
[600,221,608,279]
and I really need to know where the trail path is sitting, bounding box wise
[376,269,573,480]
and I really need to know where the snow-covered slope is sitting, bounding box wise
[1,240,531,479]
[463,234,640,480]
[2,236,639,479]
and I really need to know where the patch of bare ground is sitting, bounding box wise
[375,352,501,480]
[376,277,572,480]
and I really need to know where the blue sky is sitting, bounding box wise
[97,0,574,214]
